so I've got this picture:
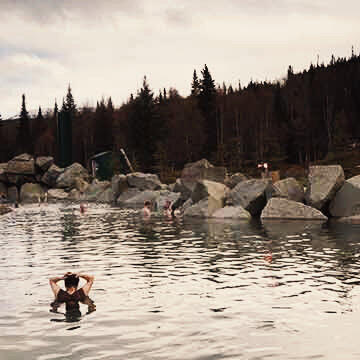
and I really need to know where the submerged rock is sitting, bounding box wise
[123,190,160,205]
[211,206,251,219]
[261,198,327,220]
[117,188,142,204]
[83,180,111,202]
[0,204,12,215]
[305,165,344,211]
[47,189,68,201]
[329,175,360,217]
[184,198,212,218]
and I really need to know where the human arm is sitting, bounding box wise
[77,273,95,296]
[49,275,66,298]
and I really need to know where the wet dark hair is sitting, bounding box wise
[144,201,151,207]
[64,274,79,289]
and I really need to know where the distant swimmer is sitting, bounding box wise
[79,203,86,214]
[49,272,95,317]
[163,200,173,218]
[142,200,152,217]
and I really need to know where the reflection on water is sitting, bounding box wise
[1,204,360,359]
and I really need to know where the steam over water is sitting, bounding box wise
[1,203,360,359]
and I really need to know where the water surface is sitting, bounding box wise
[1,204,360,360]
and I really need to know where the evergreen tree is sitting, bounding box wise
[17,94,32,154]
[107,97,114,112]
[63,84,76,114]
[37,106,43,121]
[129,76,165,171]
[191,70,201,96]
[199,64,217,157]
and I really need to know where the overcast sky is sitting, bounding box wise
[0,0,359,118]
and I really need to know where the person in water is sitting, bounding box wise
[79,203,86,214]
[142,200,152,217]
[163,200,173,218]
[49,272,95,316]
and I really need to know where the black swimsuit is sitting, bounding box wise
[54,288,86,312]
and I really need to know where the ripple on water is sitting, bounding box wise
[1,204,360,359]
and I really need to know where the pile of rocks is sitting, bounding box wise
[1,154,359,222]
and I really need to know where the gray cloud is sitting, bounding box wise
[0,0,143,22]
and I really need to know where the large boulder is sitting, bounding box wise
[224,173,248,189]
[75,178,89,193]
[181,159,227,184]
[67,189,82,201]
[42,165,64,187]
[97,188,115,203]
[211,206,251,219]
[83,180,111,201]
[117,188,142,204]
[226,179,272,216]
[0,163,8,182]
[35,156,54,172]
[111,174,128,199]
[6,154,35,175]
[329,175,360,217]
[0,182,7,198]
[47,189,69,202]
[184,198,212,218]
[7,186,18,203]
[20,183,45,203]
[261,198,327,220]
[126,172,162,191]
[0,204,12,216]
[155,191,181,211]
[305,165,345,211]
[189,180,229,216]
[123,190,160,205]
[56,163,89,189]
[268,177,304,203]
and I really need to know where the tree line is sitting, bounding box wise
[1,51,360,179]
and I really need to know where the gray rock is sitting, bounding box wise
[168,183,176,192]
[97,188,115,203]
[67,189,82,201]
[305,165,345,211]
[179,198,193,213]
[8,186,18,203]
[47,189,69,201]
[75,178,89,193]
[7,153,35,175]
[329,175,360,217]
[155,191,181,211]
[41,165,64,187]
[261,198,327,220]
[83,180,111,201]
[126,172,162,191]
[226,179,272,216]
[0,163,8,182]
[181,158,227,184]
[184,198,212,218]
[225,173,248,189]
[123,190,160,205]
[268,177,304,203]
[212,205,251,219]
[173,178,194,199]
[7,174,36,186]
[20,183,45,203]
[0,204,12,215]
[56,163,89,189]
[35,156,54,172]
[191,180,229,203]
[117,188,142,203]
[0,182,7,198]
[111,174,128,199]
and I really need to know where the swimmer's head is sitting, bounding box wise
[64,274,79,289]
[163,200,171,210]
[80,203,85,213]
[144,200,151,208]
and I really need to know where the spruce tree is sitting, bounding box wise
[17,94,32,154]
[199,64,217,157]
[63,84,76,114]
[191,70,201,96]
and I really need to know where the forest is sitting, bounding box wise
[1,50,360,181]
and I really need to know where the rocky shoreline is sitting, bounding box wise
[0,154,359,222]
